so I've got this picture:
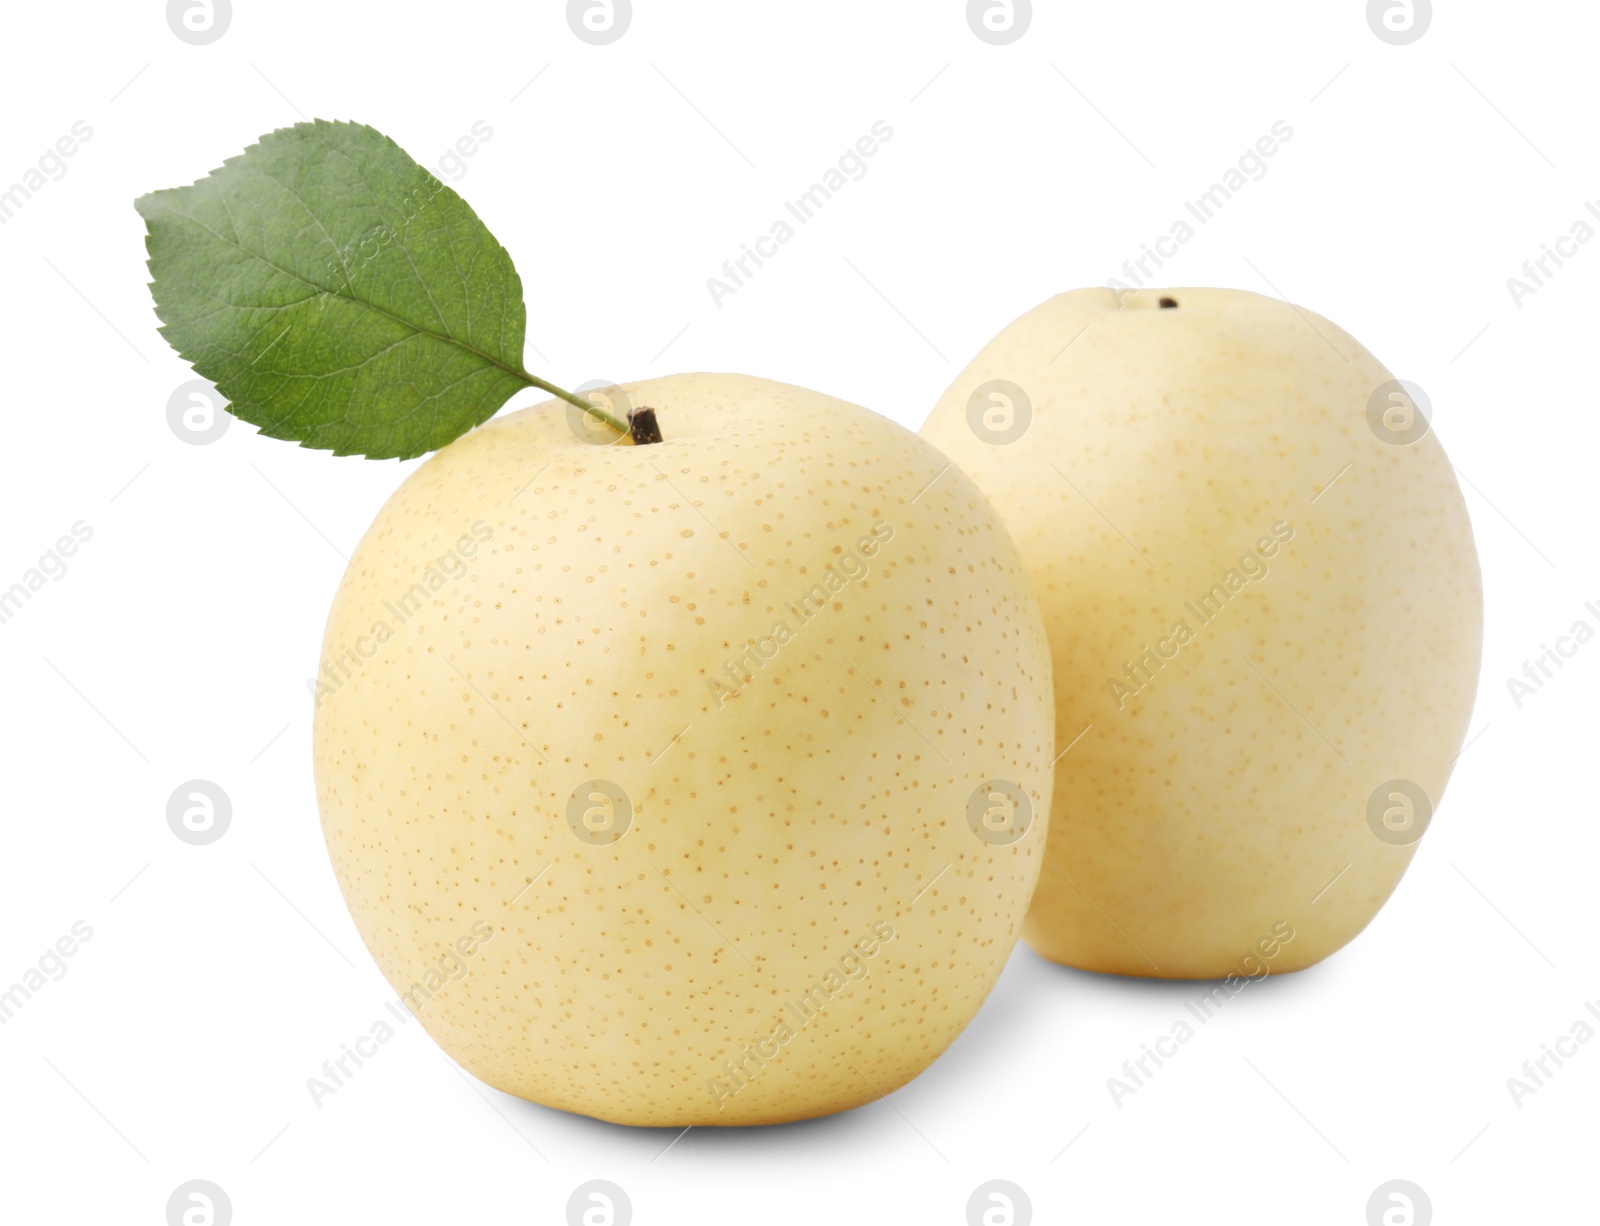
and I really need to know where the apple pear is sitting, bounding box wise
[921,288,1482,978]
[313,373,1054,1125]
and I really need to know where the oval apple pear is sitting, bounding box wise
[922,288,1482,978]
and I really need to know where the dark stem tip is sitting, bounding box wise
[629,407,664,445]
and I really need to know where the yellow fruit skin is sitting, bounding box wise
[922,288,1482,979]
[313,374,1053,1126]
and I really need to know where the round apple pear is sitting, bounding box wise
[313,373,1055,1126]
[922,288,1482,978]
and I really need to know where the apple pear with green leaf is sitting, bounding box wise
[136,121,1055,1126]
[922,287,1482,979]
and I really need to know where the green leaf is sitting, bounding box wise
[135,120,532,459]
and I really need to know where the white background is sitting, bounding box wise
[0,1,1594,1223]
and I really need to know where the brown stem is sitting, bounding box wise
[628,407,664,445]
